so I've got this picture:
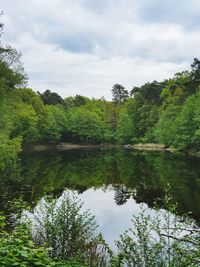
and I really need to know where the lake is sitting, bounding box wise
[1,148,200,247]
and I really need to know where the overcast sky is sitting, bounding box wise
[1,0,200,99]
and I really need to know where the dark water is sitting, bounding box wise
[1,148,200,245]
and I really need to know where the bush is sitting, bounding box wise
[0,212,91,266]
[115,198,200,266]
[31,191,109,266]
[0,133,22,170]
[0,214,54,266]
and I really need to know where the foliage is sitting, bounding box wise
[0,196,106,267]
[2,39,200,151]
[0,45,27,90]
[155,90,200,149]
[0,133,22,170]
[116,100,134,143]
[38,89,65,106]
[0,165,200,266]
[112,83,129,105]
[0,215,59,266]
[131,80,165,104]
[1,188,199,266]
[191,57,200,89]
[116,196,200,266]
[1,149,200,222]
[31,191,109,266]
[1,19,200,267]
[72,94,89,107]
[66,107,105,143]
[11,102,39,142]
[64,95,90,108]
[38,104,67,143]
[154,103,181,146]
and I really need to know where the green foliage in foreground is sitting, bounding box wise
[32,192,109,266]
[0,219,53,266]
[0,214,64,266]
[115,188,200,266]
[1,190,199,267]
[116,203,200,266]
[0,214,90,266]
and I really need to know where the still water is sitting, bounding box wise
[1,148,200,246]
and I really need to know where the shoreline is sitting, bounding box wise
[22,142,120,152]
[131,143,177,152]
[22,142,199,156]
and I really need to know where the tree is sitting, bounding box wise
[154,103,181,146]
[171,92,200,149]
[73,94,90,107]
[112,83,129,104]
[32,191,108,265]
[191,57,200,82]
[114,185,131,205]
[131,81,165,105]
[66,108,104,143]
[116,204,200,266]
[116,100,135,143]
[0,11,3,40]
[0,133,22,170]
[0,46,27,90]
[38,105,67,143]
[64,95,90,108]
[189,57,200,94]
[11,102,39,142]
[38,89,64,106]
[0,15,26,91]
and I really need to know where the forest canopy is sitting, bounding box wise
[1,18,200,166]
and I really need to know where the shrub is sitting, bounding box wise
[116,201,200,266]
[31,191,109,266]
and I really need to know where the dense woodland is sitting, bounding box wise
[1,3,200,168]
[1,22,200,266]
[1,29,200,166]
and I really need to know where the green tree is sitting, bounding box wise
[172,91,200,149]
[38,89,65,106]
[112,83,129,105]
[38,105,67,143]
[116,204,200,266]
[116,99,134,143]
[0,46,27,90]
[191,57,200,89]
[66,107,104,143]
[73,94,89,107]
[10,102,38,142]
[131,81,165,105]
[155,103,180,146]
[32,191,108,265]
[0,133,22,170]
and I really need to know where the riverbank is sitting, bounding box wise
[130,143,200,158]
[22,142,200,159]
[22,142,177,153]
[131,143,177,152]
[22,142,120,152]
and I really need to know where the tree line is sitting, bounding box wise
[1,22,200,166]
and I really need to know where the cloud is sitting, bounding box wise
[140,0,200,29]
[1,0,199,99]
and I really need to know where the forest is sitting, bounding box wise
[1,29,200,168]
[1,20,200,266]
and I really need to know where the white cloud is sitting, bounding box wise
[1,0,199,99]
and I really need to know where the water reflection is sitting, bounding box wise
[80,187,145,249]
[0,149,200,224]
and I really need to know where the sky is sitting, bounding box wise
[1,0,200,100]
